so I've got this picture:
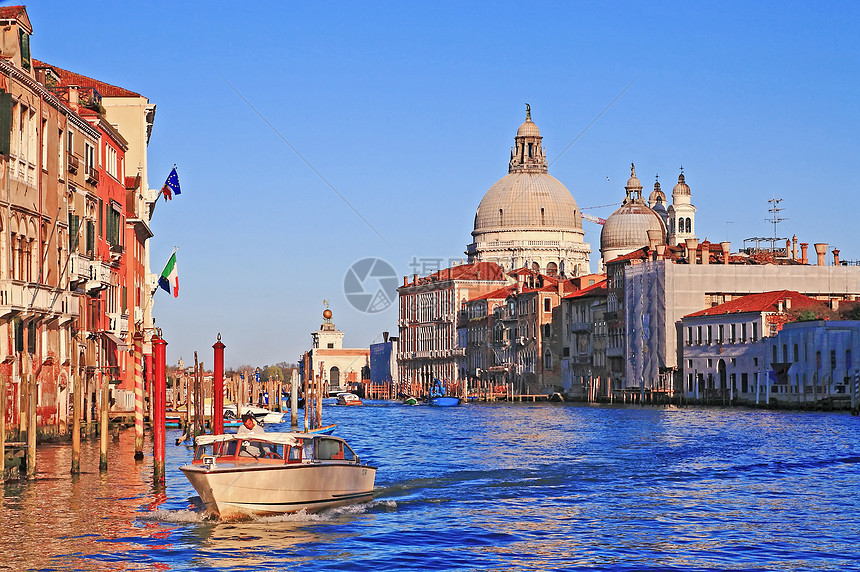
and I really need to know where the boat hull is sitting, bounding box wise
[429,396,460,407]
[181,462,376,519]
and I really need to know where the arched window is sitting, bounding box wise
[685,218,692,233]
[532,262,540,273]
[678,218,683,233]
[544,349,552,370]
[499,209,503,225]
[546,261,557,277]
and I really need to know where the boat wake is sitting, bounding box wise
[138,499,398,526]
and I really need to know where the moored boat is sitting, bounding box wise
[180,432,377,519]
[429,378,460,407]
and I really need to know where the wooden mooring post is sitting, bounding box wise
[0,374,6,481]
[71,373,81,475]
[27,374,36,478]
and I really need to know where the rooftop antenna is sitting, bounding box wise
[766,197,787,252]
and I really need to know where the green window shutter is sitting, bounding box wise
[98,199,103,238]
[13,318,23,352]
[86,220,95,254]
[0,92,11,155]
[122,286,127,313]
[19,30,30,71]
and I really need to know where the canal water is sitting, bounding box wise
[2,403,859,571]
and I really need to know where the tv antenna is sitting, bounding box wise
[766,197,787,252]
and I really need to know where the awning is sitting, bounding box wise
[102,331,128,352]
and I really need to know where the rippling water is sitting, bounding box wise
[3,403,859,571]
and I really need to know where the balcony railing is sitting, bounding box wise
[0,280,75,319]
[85,164,99,185]
[67,152,79,174]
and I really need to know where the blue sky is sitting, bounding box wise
[28,1,860,368]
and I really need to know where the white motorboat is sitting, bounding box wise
[233,404,284,425]
[336,392,362,406]
[180,432,377,519]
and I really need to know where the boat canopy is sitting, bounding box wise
[195,432,299,447]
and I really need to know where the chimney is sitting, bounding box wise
[785,297,791,310]
[646,229,662,253]
[800,243,809,264]
[655,244,666,260]
[383,331,389,343]
[403,276,408,287]
[777,300,784,313]
[720,241,731,265]
[517,273,524,294]
[701,241,710,265]
[413,273,418,285]
[557,279,564,297]
[785,239,791,257]
[833,249,840,266]
[792,235,798,260]
[685,238,699,265]
[814,243,828,266]
[831,299,840,311]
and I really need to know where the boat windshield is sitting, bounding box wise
[238,439,284,459]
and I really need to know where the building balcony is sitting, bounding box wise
[0,280,76,320]
[606,346,624,357]
[108,312,129,337]
[85,164,99,185]
[70,254,111,293]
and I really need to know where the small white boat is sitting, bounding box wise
[180,432,377,519]
[236,404,284,425]
[336,392,362,406]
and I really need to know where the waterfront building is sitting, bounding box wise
[306,308,369,396]
[466,108,591,277]
[560,279,608,400]
[37,60,157,409]
[623,245,860,399]
[680,290,826,404]
[458,284,515,393]
[368,332,398,399]
[0,6,83,431]
[765,319,860,408]
[397,261,507,397]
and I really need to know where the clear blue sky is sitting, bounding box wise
[28,1,860,368]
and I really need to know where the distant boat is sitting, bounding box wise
[336,392,362,406]
[429,379,460,407]
[402,396,419,406]
[305,424,337,435]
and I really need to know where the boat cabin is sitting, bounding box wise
[191,433,361,467]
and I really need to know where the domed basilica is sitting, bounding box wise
[466,107,591,277]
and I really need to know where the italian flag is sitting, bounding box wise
[158,252,179,298]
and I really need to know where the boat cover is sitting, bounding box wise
[195,432,299,446]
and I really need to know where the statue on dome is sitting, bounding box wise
[525,103,531,120]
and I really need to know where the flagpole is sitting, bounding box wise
[141,246,178,320]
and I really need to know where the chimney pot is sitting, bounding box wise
[720,241,731,265]
[792,235,798,260]
[833,249,840,266]
[685,238,699,265]
[800,243,809,264]
[814,243,828,266]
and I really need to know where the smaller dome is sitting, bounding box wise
[673,172,691,196]
[649,180,666,205]
[517,118,541,138]
[601,201,666,256]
